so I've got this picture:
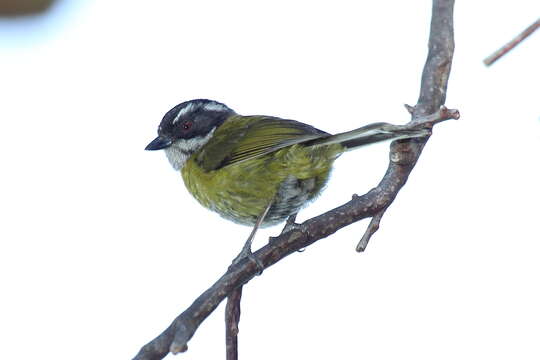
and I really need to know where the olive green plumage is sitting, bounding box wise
[181,115,343,226]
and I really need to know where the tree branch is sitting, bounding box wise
[225,288,242,360]
[132,1,456,359]
[484,18,540,66]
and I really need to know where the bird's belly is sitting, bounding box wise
[181,147,336,226]
[265,175,316,225]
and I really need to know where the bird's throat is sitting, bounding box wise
[164,128,215,170]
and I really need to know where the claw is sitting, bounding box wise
[269,214,301,244]
[231,248,264,275]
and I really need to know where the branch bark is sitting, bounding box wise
[225,288,242,360]
[132,1,456,359]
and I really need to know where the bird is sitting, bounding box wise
[145,99,429,264]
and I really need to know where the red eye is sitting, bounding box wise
[183,121,192,130]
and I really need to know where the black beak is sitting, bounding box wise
[145,136,173,151]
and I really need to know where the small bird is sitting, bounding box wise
[146,99,429,263]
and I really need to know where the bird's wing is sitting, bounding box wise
[195,115,329,171]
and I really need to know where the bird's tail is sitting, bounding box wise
[307,122,431,150]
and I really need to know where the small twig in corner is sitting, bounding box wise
[484,18,540,66]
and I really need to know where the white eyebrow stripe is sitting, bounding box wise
[172,103,195,124]
[203,102,228,112]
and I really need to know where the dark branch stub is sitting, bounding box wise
[132,1,457,359]
[356,210,384,252]
[404,104,416,115]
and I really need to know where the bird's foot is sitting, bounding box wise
[281,220,302,235]
[269,214,301,244]
[231,246,264,275]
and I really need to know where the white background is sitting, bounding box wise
[1,1,539,359]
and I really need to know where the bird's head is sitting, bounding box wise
[145,99,235,170]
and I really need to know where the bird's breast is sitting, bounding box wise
[180,145,337,226]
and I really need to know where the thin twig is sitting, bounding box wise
[132,1,456,359]
[484,18,540,66]
[356,210,385,252]
[225,287,243,360]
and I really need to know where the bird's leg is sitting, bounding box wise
[231,201,273,273]
[281,213,301,234]
[268,213,302,245]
